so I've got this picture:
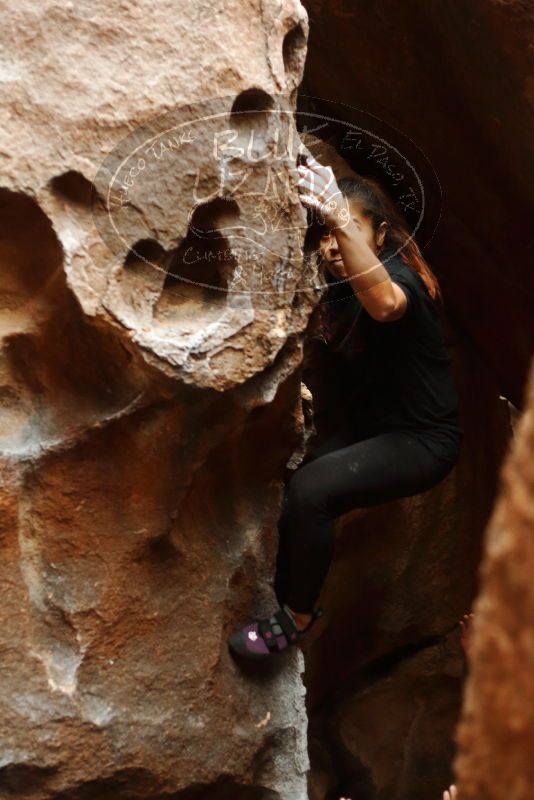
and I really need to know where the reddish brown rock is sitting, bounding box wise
[454,358,534,800]
[2,1,532,798]
[0,1,319,798]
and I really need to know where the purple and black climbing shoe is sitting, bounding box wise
[228,604,324,660]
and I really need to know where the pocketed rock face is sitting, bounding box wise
[0,2,317,798]
[454,359,534,800]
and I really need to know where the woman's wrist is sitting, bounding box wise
[331,222,391,293]
[326,206,355,235]
[331,217,377,261]
[331,216,365,243]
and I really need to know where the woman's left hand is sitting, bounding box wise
[296,156,351,231]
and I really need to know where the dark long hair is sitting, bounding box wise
[335,175,442,302]
[309,174,442,352]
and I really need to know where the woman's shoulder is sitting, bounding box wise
[382,251,422,282]
[381,253,430,315]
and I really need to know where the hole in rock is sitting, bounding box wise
[0,764,57,793]
[148,532,179,563]
[124,238,167,287]
[152,198,241,331]
[169,780,279,800]
[49,772,279,800]
[116,238,168,324]
[0,186,141,449]
[189,197,241,238]
[230,89,275,155]
[231,88,275,124]
[49,170,98,208]
[282,23,307,75]
[0,188,63,311]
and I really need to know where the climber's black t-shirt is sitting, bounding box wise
[320,247,464,465]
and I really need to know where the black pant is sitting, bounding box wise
[273,423,458,614]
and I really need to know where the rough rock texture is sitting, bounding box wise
[0,1,320,798]
[454,358,534,800]
[2,1,532,799]
[301,0,534,409]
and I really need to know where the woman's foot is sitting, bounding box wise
[228,603,323,660]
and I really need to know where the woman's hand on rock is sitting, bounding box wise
[296,155,351,232]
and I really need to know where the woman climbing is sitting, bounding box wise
[228,155,464,660]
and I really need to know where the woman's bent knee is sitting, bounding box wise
[286,461,330,514]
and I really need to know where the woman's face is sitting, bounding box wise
[319,199,386,280]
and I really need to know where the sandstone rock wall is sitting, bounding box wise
[0,2,319,798]
[2,2,533,799]
[454,358,534,800]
